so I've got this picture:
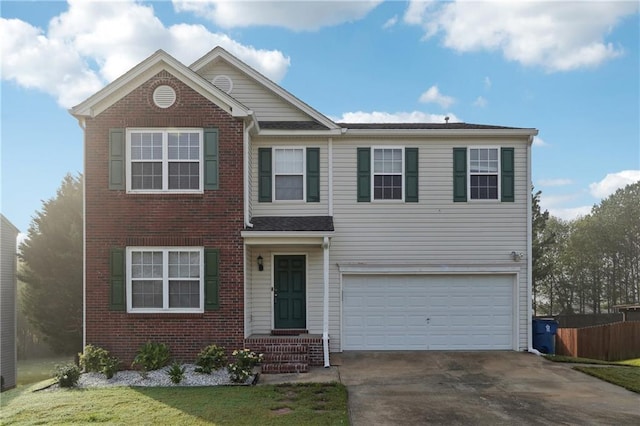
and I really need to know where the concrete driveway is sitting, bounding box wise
[335,351,640,425]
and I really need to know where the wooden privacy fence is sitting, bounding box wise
[555,321,640,361]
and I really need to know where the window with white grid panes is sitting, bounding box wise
[274,148,305,200]
[128,129,202,192]
[469,148,499,200]
[127,247,203,313]
[373,148,403,200]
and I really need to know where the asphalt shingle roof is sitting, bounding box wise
[247,216,334,232]
[259,121,329,130]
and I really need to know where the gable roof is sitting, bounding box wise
[190,47,339,130]
[70,49,250,119]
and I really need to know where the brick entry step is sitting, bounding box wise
[244,334,325,374]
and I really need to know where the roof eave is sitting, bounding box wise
[340,128,539,138]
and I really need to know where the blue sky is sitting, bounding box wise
[2,0,639,235]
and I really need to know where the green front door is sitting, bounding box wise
[274,255,306,329]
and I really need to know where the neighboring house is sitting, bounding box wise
[71,47,538,373]
[1,215,19,390]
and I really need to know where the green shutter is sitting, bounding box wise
[453,148,467,202]
[501,147,515,202]
[204,128,219,190]
[110,248,125,311]
[109,129,125,190]
[204,249,220,311]
[258,148,272,202]
[357,148,371,202]
[306,148,320,202]
[405,148,419,202]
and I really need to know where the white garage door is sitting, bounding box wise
[342,274,514,350]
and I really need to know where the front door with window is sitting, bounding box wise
[274,255,306,329]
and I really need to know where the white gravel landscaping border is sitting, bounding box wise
[42,364,257,391]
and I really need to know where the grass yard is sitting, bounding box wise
[573,366,640,393]
[17,356,75,386]
[1,381,348,425]
[544,354,640,394]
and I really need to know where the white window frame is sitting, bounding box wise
[272,146,306,202]
[126,247,205,313]
[371,146,405,202]
[468,146,501,201]
[126,128,204,193]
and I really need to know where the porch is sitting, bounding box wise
[242,216,334,373]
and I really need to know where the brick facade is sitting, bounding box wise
[84,70,245,364]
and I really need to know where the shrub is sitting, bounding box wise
[101,356,120,379]
[132,341,171,372]
[79,344,120,378]
[54,363,81,388]
[167,361,186,384]
[227,349,263,383]
[195,344,227,374]
[79,344,109,373]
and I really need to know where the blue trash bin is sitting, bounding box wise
[532,318,559,354]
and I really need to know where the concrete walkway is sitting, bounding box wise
[259,351,640,425]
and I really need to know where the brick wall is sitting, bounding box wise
[84,70,245,364]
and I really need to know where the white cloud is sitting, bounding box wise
[173,0,382,31]
[484,76,492,89]
[532,136,549,147]
[1,0,291,108]
[538,178,573,187]
[383,15,398,30]
[549,206,592,222]
[589,170,640,198]
[419,85,455,108]
[538,192,591,221]
[473,96,487,108]
[332,111,461,124]
[403,0,638,72]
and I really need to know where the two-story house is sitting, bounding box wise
[71,47,538,373]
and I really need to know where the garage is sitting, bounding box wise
[342,274,515,350]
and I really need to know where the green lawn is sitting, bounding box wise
[17,356,75,386]
[573,366,640,393]
[544,354,640,394]
[1,381,348,425]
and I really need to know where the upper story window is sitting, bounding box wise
[127,129,203,193]
[127,247,204,313]
[469,148,499,200]
[373,148,404,200]
[258,147,320,203]
[452,146,514,203]
[274,148,305,200]
[357,147,418,203]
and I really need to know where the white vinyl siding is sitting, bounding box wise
[197,61,311,121]
[1,216,19,390]
[331,137,530,350]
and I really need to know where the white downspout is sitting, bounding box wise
[322,236,330,367]
[244,114,255,229]
[526,136,534,353]
[243,115,255,339]
[328,138,333,216]
[76,117,87,350]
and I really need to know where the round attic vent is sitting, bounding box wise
[153,85,176,108]
[212,75,233,94]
